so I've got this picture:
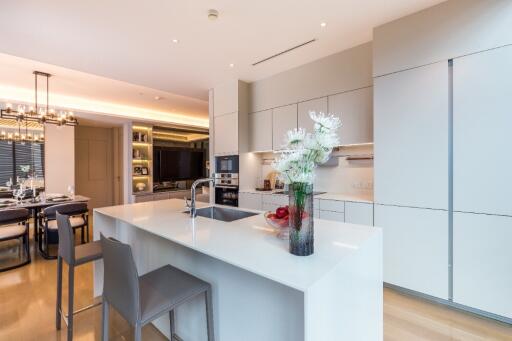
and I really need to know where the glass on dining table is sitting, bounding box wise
[67,185,75,200]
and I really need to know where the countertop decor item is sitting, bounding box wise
[272,111,341,256]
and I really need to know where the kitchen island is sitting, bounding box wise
[93,199,382,341]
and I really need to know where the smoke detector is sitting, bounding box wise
[208,9,219,20]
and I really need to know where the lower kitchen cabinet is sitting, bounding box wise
[453,212,512,318]
[319,210,344,222]
[239,192,262,210]
[345,202,374,226]
[374,204,449,299]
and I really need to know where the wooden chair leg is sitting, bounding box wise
[56,256,63,330]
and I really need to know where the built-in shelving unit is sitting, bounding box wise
[131,124,153,195]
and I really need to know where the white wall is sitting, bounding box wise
[44,124,75,194]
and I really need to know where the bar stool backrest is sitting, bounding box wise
[56,212,75,265]
[0,208,30,225]
[43,202,88,220]
[100,233,141,325]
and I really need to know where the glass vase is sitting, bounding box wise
[288,182,314,256]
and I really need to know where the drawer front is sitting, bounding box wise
[319,210,345,222]
[262,194,288,206]
[319,199,345,213]
[345,202,374,226]
[262,203,280,212]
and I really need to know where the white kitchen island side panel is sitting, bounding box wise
[94,213,304,341]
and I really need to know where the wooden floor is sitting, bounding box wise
[1,229,511,341]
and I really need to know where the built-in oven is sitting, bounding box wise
[215,155,239,174]
[214,173,239,206]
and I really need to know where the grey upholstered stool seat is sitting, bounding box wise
[56,212,103,341]
[100,234,214,341]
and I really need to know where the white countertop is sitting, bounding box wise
[239,189,374,203]
[95,199,381,292]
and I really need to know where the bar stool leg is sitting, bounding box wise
[134,322,142,341]
[169,310,176,338]
[205,287,215,341]
[56,256,63,330]
[67,265,75,340]
[102,299,109,341]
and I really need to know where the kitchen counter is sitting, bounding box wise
[93,199,382,340]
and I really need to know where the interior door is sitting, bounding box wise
[75,126,114,210]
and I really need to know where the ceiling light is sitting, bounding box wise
[172,39,179,44]
[154,96,162,100]
[229,63,235,68]
[320,22,327,28]
[208,9,219,20]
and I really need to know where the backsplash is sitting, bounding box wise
[256,144,373,196]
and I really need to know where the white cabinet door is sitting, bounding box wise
[298,97,328,134]
[374,62,449,210]
[214,112,238,155]
[453,212,512,318]
[328,87,373,145]
[374,204,449,299]
[319,210,345,222]
[249,110,273,152]
[345,202,373,226]
[272,104,297,150]
[318,199,344,213]
[239,193,263,210]
[214,80,238,116]
[453,45,512,216]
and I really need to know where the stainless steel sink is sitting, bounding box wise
[187,206,259,222]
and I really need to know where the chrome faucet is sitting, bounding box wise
[186,175,215,218]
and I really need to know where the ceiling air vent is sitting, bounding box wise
[252,38,317,66]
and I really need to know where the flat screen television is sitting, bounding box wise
[153,147,205,182]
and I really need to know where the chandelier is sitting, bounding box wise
[1,71,78,126]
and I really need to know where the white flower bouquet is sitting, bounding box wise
[272,111,341,256]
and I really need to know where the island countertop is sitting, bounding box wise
[95,198,381,292]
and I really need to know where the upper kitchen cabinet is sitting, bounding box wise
[213,80,239,116]
[328,87,373,145]
[374,62,449,210]
[298,97,327,134]
[453,45,512,216]
[272,104,297,150]
[211,80,250,156]
[249,109,273,152]
[214,112,238,155]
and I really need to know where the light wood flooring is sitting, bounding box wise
[0,228,511,341]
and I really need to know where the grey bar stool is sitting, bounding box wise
[56,212,103,341]
[100,234,214,341]
[0,208,31,272]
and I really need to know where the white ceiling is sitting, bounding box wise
[0,0,444,108]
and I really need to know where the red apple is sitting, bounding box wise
[275,207,288,219]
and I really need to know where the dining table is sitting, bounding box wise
[0,194,90,242]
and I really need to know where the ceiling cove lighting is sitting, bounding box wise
[0,84,209,128]
[1,71,78,126]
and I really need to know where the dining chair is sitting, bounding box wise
[100,234,215,341]
[55,212,103,341]
[38,202,89,259]
[0,208,31,272]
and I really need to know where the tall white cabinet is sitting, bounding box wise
[452,46,512,319]
[374,62,449,210]
[374,61,450,300]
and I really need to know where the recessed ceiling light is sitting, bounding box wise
[154,96,162,100]
[172,39,179,44]
[229,63,235,68]
[208,9,219,20]
[320,22,327,28]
